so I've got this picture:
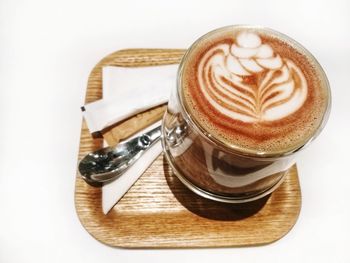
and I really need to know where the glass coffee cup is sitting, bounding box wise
[161,25,331,203]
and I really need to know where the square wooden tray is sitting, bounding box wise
[74,49,301,248]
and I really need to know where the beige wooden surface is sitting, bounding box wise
[74,49,301,248]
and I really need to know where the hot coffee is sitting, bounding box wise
[181,27,329,155]
[162,26,331,202]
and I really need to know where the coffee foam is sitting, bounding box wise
[181,27,329,155]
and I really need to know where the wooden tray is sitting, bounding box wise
[74,49,302,248]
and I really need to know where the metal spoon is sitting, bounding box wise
[79,126,161,185]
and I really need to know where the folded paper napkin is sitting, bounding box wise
[83,65,178,134]
[102,121,162,214]
[82,64,178,214]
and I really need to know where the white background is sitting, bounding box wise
[1,0,350,262]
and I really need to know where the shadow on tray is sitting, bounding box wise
[163,155,269,221]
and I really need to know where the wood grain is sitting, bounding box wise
[74,49,301,248]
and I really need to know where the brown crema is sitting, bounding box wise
[180,27,330,155]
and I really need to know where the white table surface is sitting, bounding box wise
[1,0,349,262]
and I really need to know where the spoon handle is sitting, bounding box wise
[79,126,161,185]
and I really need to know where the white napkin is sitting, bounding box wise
[82,65,178,134]
[82,65,178,214]
[102,121,162,214]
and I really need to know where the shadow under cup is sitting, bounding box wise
[161,25,331,203]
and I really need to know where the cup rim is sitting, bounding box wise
[175,25,332,159]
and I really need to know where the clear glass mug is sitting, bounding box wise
[161,25,331,203]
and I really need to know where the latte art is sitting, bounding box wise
[197,32,308,122]
[182,26,329,154]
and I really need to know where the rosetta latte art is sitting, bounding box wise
[197,31,308,122]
